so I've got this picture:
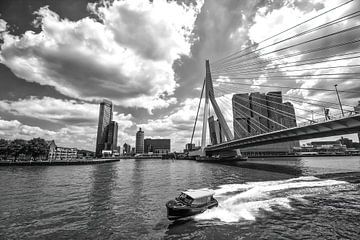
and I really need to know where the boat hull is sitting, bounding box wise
[166,199,218,220]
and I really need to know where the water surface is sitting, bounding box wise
[0,157,359,239]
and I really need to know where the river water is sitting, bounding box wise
[0,156,360,239]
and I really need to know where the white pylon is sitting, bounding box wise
[200,60,238,156]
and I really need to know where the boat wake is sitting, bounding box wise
[195,176,348,223]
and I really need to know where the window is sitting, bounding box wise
[192,197,208,206]
[178,193,193,205]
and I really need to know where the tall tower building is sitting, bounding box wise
[266,91,283,131]
[232,91,299,155]
[208,116,223,145]
[354,101,360,142]
[135,128,144,154]
[106,121,118,152]
[232,93,251,138]
[123,143,131,155]
[95,100,113,157]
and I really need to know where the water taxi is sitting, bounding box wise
[166,189,218,220]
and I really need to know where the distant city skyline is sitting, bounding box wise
[1,0,359,151]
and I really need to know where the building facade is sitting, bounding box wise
[185,143,195,152]
[293,141,348,155]
[48,141,78,161]
[95,100,113,157]
[135,128,144,154]
[105,121,118,152]
[123,143,131,155]
[232,91,299,156]
[208,116,224,145]
[144,138,171,155]
[355,101,360,142]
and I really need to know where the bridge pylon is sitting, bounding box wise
[200,60,241,157]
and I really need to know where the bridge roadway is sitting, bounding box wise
[205,114,360,154]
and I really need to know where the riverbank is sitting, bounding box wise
[246,153,360,158]
[0,158,120,166]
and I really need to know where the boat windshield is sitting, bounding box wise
[177,193,193,205]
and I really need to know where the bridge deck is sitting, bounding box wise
[205,114,360,153]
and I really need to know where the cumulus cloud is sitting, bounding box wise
[0,18,6,32]
[217,0,360,119]
[0,0,203,112]
[0,117,97,150]
[0,97,135,150]
[0,118,56,141]
[138,97,206,151]
[0,96,133,128]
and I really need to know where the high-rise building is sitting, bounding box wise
[354,101,360,142]
[144,138,171,155]
[105,121,118,152]
[144,138,152,153]
[123,143,131,155]
[208,116,223,145]
[135,128,144,154]
[266,91,283,131]
[232,91,299,155]
[96,100,113,157]
[232,93,251,138]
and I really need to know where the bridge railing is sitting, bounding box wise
[228,111,359,143]
[297,111,357,128]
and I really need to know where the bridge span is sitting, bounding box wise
[205,114,360,154]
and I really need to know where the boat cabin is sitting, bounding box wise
[177,189,215,207]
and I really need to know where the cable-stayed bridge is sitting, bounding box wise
[189,0,360,158]
[206,113,360,154]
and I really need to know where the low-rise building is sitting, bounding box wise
[144,138,171,155]
[48,140,78,161]
[293,141,346,155]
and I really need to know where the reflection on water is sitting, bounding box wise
[87,163,117,239]
[230,156,360,176]
[0,157,359,239]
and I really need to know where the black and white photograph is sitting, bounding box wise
[0,0,360,239]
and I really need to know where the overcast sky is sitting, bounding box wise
[0,0,359,151]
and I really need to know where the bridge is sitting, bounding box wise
[189,0,360,158]
[205,113,360,154]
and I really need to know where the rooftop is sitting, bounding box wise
[182,188,215,199]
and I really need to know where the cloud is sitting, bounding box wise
[0,18,6,32]
[0,96,133,129]
[138,97,205,151]
[0,117,96,150]
[0,118,56,140]
[0,0,203,112]
[0,97,135,150]
[217,0,360,119]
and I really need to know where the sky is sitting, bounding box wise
[0,0,359,151]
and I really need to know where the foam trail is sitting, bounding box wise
[195,176,347,223]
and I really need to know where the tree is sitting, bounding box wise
[27,138,49,161]
[0,139,9,160]
[8,139,27,161]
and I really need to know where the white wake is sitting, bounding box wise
[195,176,347,223]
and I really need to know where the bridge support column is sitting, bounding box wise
[200,60,241,157]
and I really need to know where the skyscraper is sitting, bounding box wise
[354,101,360,142]
[106,121,118,152]
[123,143,131,155]
[208,116,223,145]
[135,128,144,154]
[96,100,113,157]
[232,91,299,155]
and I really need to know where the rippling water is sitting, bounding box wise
[0,157,360,239]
